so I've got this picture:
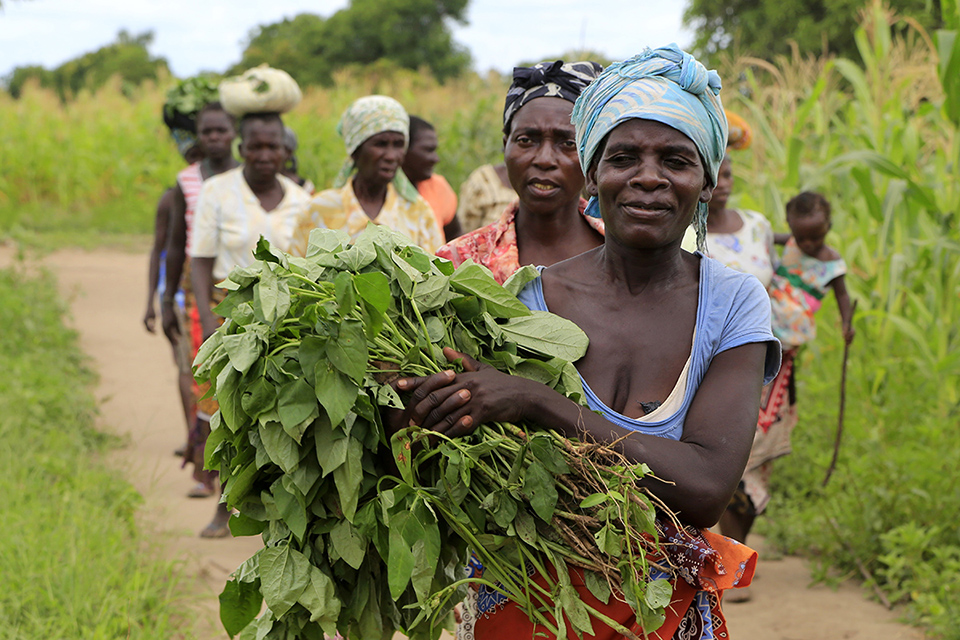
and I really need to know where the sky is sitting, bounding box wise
[0,0,692,78]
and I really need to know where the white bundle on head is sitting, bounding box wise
[219,65,302,117]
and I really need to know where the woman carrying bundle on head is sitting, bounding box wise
[437,60,605,284]
[190,68,312,536]
[144,109,205,462]
[394,45,780,639]
[160,100,241,498]
[290,96,444,256]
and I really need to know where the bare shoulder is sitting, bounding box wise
[820,244,842,261]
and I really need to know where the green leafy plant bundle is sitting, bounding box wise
[197,225,675,640]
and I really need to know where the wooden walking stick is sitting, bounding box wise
[823,300,857,487]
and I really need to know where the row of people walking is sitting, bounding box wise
[145,43,854,638]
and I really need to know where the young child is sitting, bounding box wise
[769,192,855,348]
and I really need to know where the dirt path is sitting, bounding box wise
[9,244,927,640]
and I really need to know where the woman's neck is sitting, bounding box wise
[204,155,238,177]
[706,206,742,234]
[352,174,389,202]
[352,174,390,220]
[595,239,693,297]
[242,166,280,196]
[514,199,584,247]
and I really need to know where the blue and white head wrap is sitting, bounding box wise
[571,44,727,250]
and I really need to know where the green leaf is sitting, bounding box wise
[327,320,368,383]
[216,365,247,432]
[254,266,291,324]
[340,241,378,272]
[223,461,259,509]
[387,515,416,599]
[528,435,569,475]
[375,383,404,409]
[219,578,263,638]
[277,378,318,440]
[500,311,590,361]
[644,578,673,610]
[305,227,350,257]
[297,564,341,632]
[333,437,363,521]
[259,545,310,618]
[595,524,621,557]
[579,493,608,509]
[412,274,453,312]
[559,584,594,637]
[273,477,307,542]
[228,511,266,537]
[523,460,558,522]
[297,336,327,387]
[288,456,321,495]
[223,331,263,375]
[502,264,539,297]
[492,491,518,529]
[254,236,288,266]
[258,422,300,473]
[584,570,611,605]
[353,271,392,314]
[449,262,531,318]
[240,377,276,419]
[334,271,357,315]
[330,519,366,569]
[514,509,538,545]
[315,416,349,476]
[314,362,359,427]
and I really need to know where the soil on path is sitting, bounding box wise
[11,244,927,640]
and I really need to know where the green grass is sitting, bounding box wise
[0,262,189,639]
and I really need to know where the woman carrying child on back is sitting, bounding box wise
[770,191,855,348]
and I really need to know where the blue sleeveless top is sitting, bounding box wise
[516,254,780,441]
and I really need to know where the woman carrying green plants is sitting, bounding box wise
[396,46,781,639]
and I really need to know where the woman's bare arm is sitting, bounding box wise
[399,342,767,528]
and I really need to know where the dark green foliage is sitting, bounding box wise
[230,0,471,86]
[683,0,945,63]
[200,227,673,639]
[4,30,169,101]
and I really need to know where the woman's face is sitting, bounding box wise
[402,128,439,184]
[239,119,286,182]
[586,118,713,250]
[353,131,406,186]
[708,156,733,213]
[503,97,583,215]
[197,110,235,161]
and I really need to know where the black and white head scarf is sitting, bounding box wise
[502,60,603,132]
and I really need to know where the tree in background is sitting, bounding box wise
[683,0,945,62]
[4,30,169,100]
[230,0,471,85]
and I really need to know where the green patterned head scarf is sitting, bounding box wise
[572,44,727,250]
[333,95,420,202]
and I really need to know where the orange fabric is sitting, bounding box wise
[725,110,752,150]
[417,174,458,229]
[470,530,756,640]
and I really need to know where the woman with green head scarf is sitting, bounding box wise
[394,45,780,640]
[290,95,443,256]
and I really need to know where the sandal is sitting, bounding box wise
[187,482,215,499]
[199,522,231,539]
